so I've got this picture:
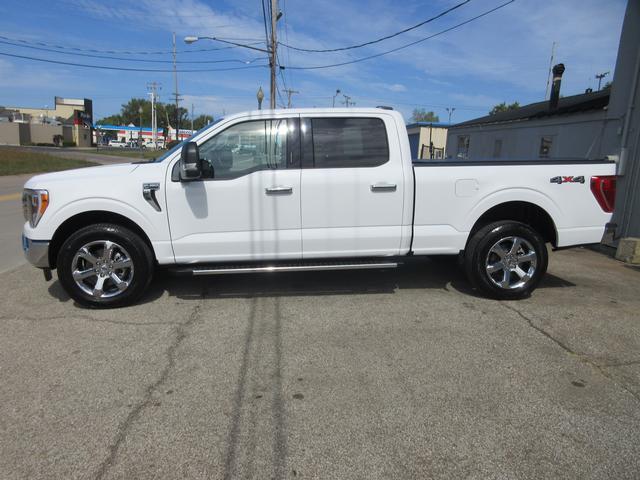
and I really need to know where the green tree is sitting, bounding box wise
[96,114,123,126]
[118,98,153,125]
[192,114,215,130]
[163,104,189,129]
[97,98,202,130]
[489,102,520,115]
[411,108,440,122]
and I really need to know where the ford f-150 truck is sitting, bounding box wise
[21,108,617,307]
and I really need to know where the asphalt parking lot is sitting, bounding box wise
[1,247,639,479]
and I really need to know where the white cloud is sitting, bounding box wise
[387,83,407,92]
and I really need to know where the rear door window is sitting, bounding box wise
[310,118,389,168]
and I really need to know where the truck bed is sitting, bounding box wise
[410,159,616,255]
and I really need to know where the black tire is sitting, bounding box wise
[57,223,154,308]
[464,221,548,300]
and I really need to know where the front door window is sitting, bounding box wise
[199,119,290,180]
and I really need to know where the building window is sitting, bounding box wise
[539,136,553,158]
[457,135,470,159]
[493,138,502,158]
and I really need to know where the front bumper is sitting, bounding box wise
[22,234,50,268]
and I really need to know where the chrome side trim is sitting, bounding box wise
[192,262,398,276]
[143,183,162,211]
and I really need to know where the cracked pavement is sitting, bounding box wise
[1,248,639,479]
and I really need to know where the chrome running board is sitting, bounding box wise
[188,261,398,276]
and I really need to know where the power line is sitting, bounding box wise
[278,0,472,53]
[0,34,261,55]
[0,38,262,64]
[269,0,279,109]
[282,0,294,92]
[261,0,271,50]
[276,49,288,91]
[0,51,268,72]
[280,0,515,70]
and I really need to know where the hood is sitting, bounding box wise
[24,163,139,189]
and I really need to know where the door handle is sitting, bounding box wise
[265,186,293,195]
[370,183,397,192]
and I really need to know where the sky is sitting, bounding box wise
[0,0,628,125]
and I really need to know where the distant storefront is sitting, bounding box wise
[93,124,193,145]
[0,96,93,147]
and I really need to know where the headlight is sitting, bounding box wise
[22,189,49,227]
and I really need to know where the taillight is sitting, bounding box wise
[590,176,616,213]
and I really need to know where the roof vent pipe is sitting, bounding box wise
[549,63,565,110]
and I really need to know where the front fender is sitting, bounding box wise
[24,197,160,242]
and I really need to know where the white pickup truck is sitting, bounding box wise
[22,108,616,308]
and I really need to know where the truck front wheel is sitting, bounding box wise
[57,223,154,308]
[464,221,548,300]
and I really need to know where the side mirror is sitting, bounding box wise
[180,142,201,181]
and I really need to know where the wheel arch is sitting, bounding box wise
[48,210,155,269]
[468,201,558,248]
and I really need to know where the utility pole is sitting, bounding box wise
[342,94,354,107]
[446,107,456,124]
[147,82,161,149]
[545,41,557,99]
[172,32,182,141]
[269,0,279,109]
[284,89,299,108]
[595,71,610,90]
[191,103,194,132]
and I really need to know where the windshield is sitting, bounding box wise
[152,118,224,162]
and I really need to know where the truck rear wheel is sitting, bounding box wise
[57,223,154,308]
[464,221,548,300]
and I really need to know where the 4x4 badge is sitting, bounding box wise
[550,175,585,184]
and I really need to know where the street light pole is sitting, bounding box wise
[446,107,456,124]
[257,86,264,110]
[332,89,341,108]
[138,106,143,147]
[185,8,280,110]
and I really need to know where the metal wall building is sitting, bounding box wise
[445,0,640,243]
[601,0,640,240]
[445,90,610,161]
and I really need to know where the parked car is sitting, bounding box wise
[126,140,145,149]
[143,139,165,149]
[21,108,616,307]
[108,139,127,148]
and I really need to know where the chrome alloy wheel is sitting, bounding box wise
[71,240,134,299]
[485,236,537,290]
